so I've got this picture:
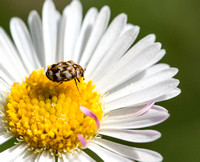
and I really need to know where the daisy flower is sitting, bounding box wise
[0,0,180,161]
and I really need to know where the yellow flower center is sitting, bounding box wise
[4,69,103,156]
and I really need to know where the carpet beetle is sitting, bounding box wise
[46,61,85,90]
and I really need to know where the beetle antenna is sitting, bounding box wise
[52,81,63,90]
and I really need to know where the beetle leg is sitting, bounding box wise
[74,78,80,94]
[76,77,80,83]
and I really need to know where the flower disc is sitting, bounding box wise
[4,69,103,155]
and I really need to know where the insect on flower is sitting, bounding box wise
[45,61,85,91]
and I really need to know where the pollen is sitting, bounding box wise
[4,69,103,156]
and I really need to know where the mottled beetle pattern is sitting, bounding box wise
[46,61,84,89]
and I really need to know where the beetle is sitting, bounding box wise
[45,61,85,91]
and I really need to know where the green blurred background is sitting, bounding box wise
[0,0,199,161]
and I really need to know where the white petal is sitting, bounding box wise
[0,27,28,78]
[0,60,21,82]
[111,63,171,93]
[99,129,161,143]
[0,60,18,83]
[42,0,60,66]
[15,147,37,162]
[134,63,171,80]
[56,11,67,62]
[106,78,179,111]
[0,143,31,162]
[87,142,133,162]
[28,10,45,67]
[36,150,55,162]
[59,150,95,162]
[0,58,22,85]
[0,66,13,86]
[59,152,72,162]
[120,23,135,36]
[23,151,37,162]
[155,88,181,102]
[0,92,7,105]
[10,17,41,71]
[73,8,98,63]
[63,0,82,61]
[77,151,95,162]
[90,26,140,81]
[101,106,169,129]
[106,67,178,103]
[86,13,128,77]
[97,43,164,92]
[128,33,156,54]
[94,138,163,162]
[79,6,110,68]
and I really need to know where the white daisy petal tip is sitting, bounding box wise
[161,49,166,55]
[80,106,100,129]
[117,13,128,23]
[28,10,37,19]
[158,111,170,125]
[151,130,162,141]
[127,24,140,37]
[134,25,140,31]
[43,0,56,11]
[10,17,20,28]
[151,106,170,125]
[154,42,162,49]
[150,33,156,40]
